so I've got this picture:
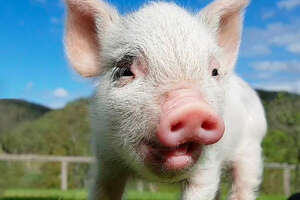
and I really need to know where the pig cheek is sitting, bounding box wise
[201,81,226,117]
[107,86,159,150]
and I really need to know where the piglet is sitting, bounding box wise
[63,0,267,199]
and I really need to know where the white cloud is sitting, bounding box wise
[250,60,300,73]
[53,88,69,98]
[261,11,275,20]
[253,72,275,80]
[49,101,67,109]
[268,24,300,46]
[254,80,300,94]
[241,44,271,57]
[278,0,300,10]
[241,21,300,57]
[288,43,300,54]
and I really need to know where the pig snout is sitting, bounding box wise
[157,89,225,148]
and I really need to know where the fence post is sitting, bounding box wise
[149,183,157,193]
[283,164,291,197]
[61,161,68,191]
[137,180,144,192]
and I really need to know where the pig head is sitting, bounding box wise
[63,0,267,200]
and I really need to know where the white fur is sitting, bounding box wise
[63,0,267,200]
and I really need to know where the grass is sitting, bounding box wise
[0,189,286,200]
[1,190,86,199]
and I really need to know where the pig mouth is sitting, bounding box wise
[140,141,202,171]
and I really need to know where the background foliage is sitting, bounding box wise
[0,90,299,194]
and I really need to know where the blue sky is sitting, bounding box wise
[1,0,300,108]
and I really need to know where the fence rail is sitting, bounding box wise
[0,154,296,196]
[0,154,95,191]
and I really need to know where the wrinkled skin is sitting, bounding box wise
[63,0,267,200]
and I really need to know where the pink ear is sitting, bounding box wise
[64,0,119,77]
[200,0,249,71]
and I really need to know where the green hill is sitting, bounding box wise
[0,99,90,189]
[0,98,90,156]
[0,99,50,136]
[257,89,300,104]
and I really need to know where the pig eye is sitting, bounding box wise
[212,69,219,77]
[112,55,134,81]
[209,57,220,77]
[113,67,134,80]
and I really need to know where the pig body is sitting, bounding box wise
[90,73,266,200]
[63,0,267,200]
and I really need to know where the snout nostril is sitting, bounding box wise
[171,122,184,132]
[201,121,217,131]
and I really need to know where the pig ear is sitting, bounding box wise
[64,0,119,77]
[199,0,249,71]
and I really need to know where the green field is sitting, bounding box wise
[0,190,286,200]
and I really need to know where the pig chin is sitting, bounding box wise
[139,140,203,172]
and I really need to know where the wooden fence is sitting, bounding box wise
[0,154,296,196]
[264,162,296,196]
[0,154,94,191]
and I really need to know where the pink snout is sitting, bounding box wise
[157,90,225,148]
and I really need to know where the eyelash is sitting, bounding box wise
[112,67,134,81]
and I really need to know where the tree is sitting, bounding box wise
[266,92,300,191]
